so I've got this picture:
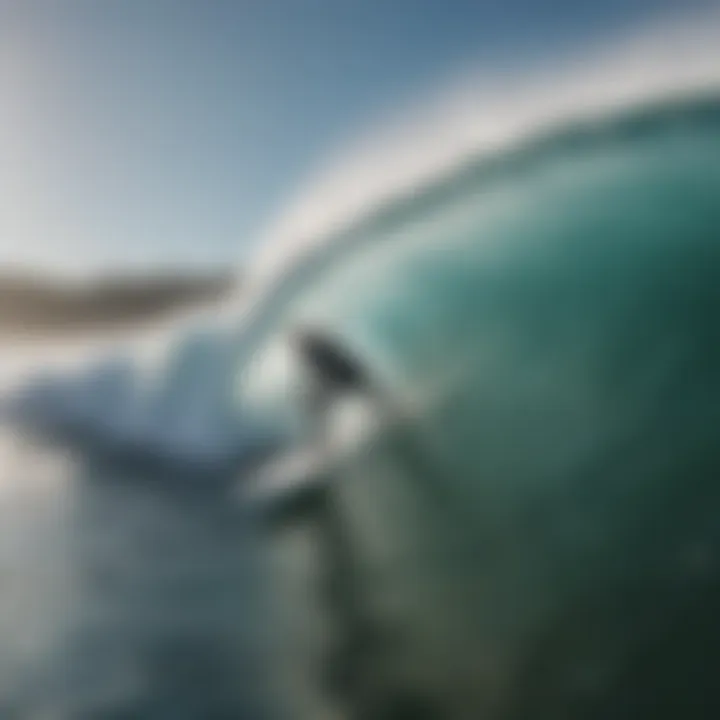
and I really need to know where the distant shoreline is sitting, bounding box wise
[0,271,237,337]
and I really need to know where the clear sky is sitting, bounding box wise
[0,0,709,275]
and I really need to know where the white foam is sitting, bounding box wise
[247,8,720,295]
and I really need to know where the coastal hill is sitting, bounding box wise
[0,270,237,336]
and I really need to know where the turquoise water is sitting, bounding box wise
[1,91,719,718]
[240,92,720,719]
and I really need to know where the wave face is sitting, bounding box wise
[238,93,720,403]
[245,94,720,719]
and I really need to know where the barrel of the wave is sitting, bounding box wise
[245,96,720,720]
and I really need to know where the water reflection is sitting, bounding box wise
[0,426,278,719]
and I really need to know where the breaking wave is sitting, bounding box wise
[4,7,720,470]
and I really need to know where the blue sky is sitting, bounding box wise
[0,0,709,275]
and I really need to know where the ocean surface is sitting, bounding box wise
[0,24,718,714]
[0,417,278,719]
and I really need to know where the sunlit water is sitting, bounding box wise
[0,424,278,719]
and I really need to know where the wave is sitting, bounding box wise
[223,8,720,361]
[251,7,720,284]
[5,9,720,473]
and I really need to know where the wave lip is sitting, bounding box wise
[248,8,720,299]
